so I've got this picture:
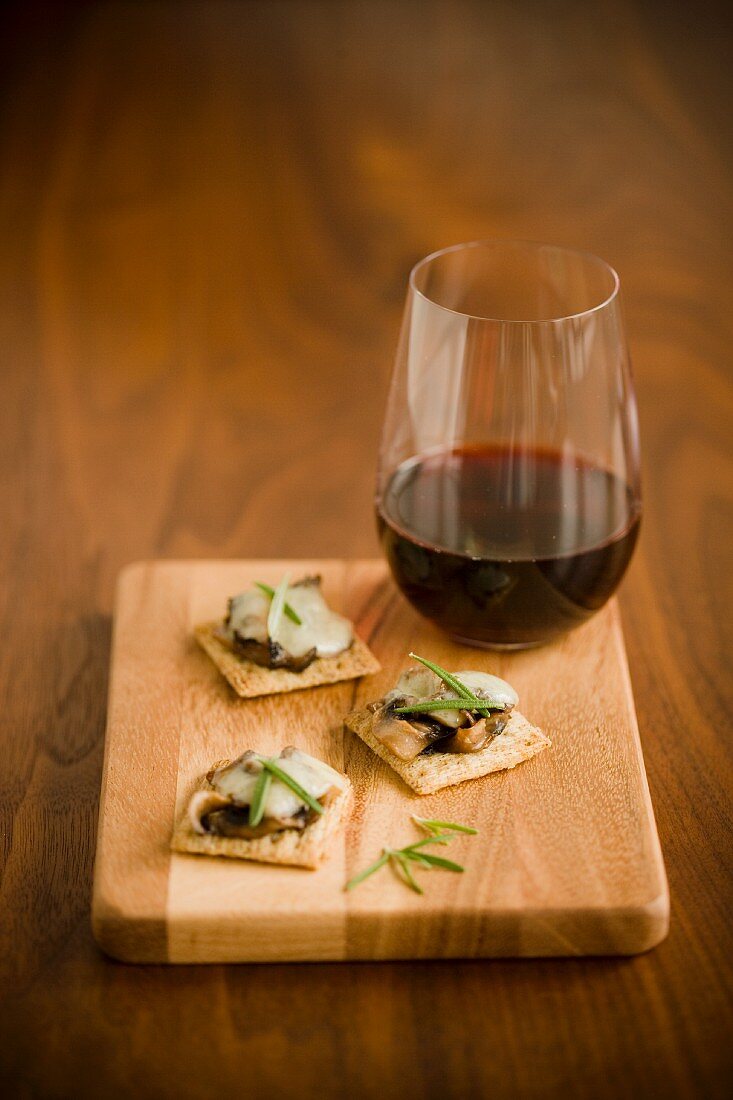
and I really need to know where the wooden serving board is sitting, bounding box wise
[92,559,669,962]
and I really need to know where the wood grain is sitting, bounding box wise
[93,560,667,962]
[0,0,731,1095]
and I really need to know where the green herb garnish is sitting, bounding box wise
[256,579,303,626]
[260,757,325,815]
[344,820,477,893]
[393,698,505,716]
[408,652,479,702]
[248,768,272,827]
[407,851,465,872]
[412,815,479,836]
[345,836,459,892]
[343,851,391,890]
[408,652,500,719]
[389,851,425,893]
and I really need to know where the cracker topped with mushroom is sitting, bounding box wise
[345,654,550,795]
[172,747,352,869]
[195,574,380,698]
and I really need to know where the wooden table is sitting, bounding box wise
[1,1,731,1095]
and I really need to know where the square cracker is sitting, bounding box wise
[194,622,380,699]
[345,708,551,795]
[171,782,352,870]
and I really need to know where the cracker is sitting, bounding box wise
[194,622,380,699]
[345,708,550,795]
[171,781,352,869]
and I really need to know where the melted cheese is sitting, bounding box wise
[395,667,441,698]
[390,667,518,728]
[227,583,353,659]
[210,749,347,820]
[452,671,518,708]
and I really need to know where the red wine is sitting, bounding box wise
[377,445,640,646]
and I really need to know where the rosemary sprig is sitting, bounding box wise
[393,698,505,716]
[412,815,479,836]
[408,652,498,719]
[248,768,272,827]
[254,581,303,625]
[260,757,325,815]
[344,828,474,893]
[394,698,473,713]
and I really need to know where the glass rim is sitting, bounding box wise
[409,239,621,324]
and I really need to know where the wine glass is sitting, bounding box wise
[375,240,641,649]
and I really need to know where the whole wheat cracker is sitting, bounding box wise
[171,776,352,870]
[345,707,550,795]
[195,621,380,699]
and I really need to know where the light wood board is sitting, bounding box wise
[92,559,669,962]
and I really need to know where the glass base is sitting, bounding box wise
[450,634,547,651]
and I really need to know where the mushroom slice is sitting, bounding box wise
[441,710,511,753]
[230,636,317,672]
[203,805,309,839]
[187,789,235,835]
[425,693,478,729]
[372,704,446,762]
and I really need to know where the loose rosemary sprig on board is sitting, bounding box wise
[344,818,477,893]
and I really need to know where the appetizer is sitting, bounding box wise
[345,654,550,794]
[195,574,380,698]
[171,747,351,869]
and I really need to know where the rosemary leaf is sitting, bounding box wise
[394,699,471,713]
[255,581,303,625]
[412,815,479,836]
[344,851,390,891]
[248,769,272,827]
[402,852,434,868]
[402,835,452,851]
[391,853,424,894]
[260,757,324,815]
[394,698,504,715]
[408,852,464,873]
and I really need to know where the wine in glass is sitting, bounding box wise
[376,240,641,648]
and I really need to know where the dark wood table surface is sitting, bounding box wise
[1,2,731,1096]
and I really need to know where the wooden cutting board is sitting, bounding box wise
[92,559,669,963]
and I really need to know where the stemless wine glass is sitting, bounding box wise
[376,240,641,648]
